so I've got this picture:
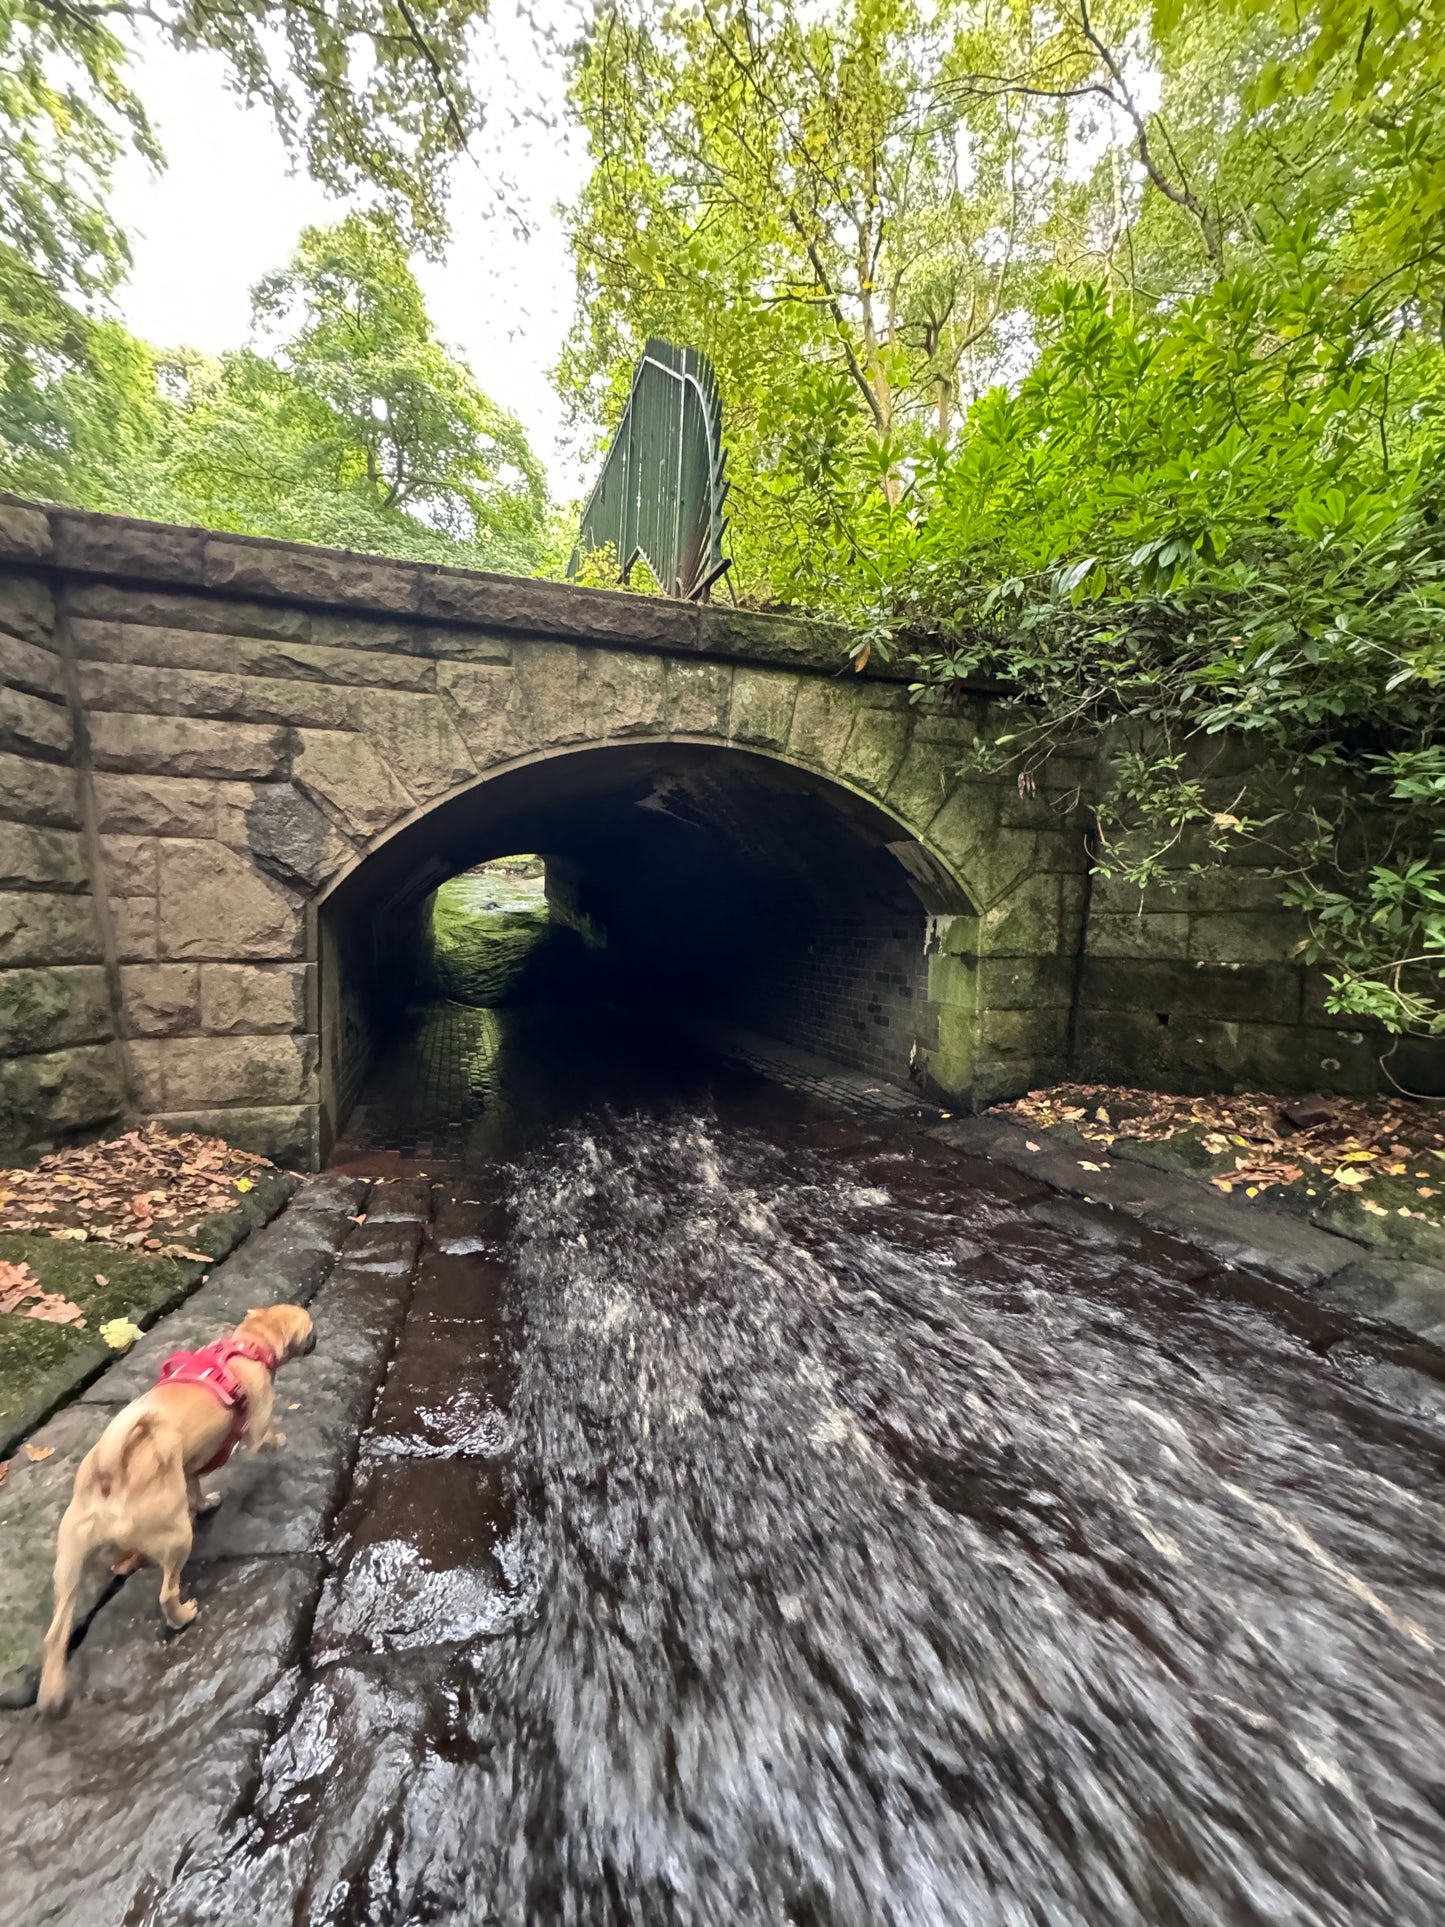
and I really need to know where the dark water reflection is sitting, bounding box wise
[189,1107,1445,1925]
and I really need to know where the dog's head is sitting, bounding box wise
[239,1302,316,1366]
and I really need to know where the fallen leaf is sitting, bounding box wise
[0,1461,8,1487]
[348,1214,367,1224]
[100,1317,141,1350]
[49,1226,88,1242]
[0,1259,42,1313]
[23,1444,55,1463]
[1331,1167,1368,1187]
[1025,1140,1041,1153]
[1420,1187,1437,1199]
[1078,1160,1104,1172]
[286,1402,300,1411]
[93,1272,108,1286]
[234,1177,254,1193]
[25,1291,87,1325]
[1361,1199,1389,1216]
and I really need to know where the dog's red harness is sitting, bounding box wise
[156,1338,276,1474]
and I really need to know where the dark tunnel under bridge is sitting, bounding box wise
[318,744,977,1159]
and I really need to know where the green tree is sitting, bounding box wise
[0,215,553,576]
[560,0,1445,1036]
[561,0,1082,597]
[1,0,488,298]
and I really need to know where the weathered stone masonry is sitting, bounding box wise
[2,493,1436,1168]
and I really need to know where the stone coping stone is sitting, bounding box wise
[358,1177,434,1225]
[0,1174,374,1708]
[0,491,931,683]
[189,1249,417,1562]
[0,1555,320,1925]
[936,1112,1445,1427]
[931,1113,1363,1289]
[1105,1130,1445,1273]
[1315,1257,1445,1347]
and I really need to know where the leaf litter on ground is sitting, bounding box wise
[1001,1083,1445,1226]
[0,1259,85,1326]
[0,1125,274,1258]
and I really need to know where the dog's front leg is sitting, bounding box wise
[248,1379,284,1450]
[186,1472,221,1515]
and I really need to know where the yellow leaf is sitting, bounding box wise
[1361,1200,1389,1216]
[1078,1160,1103,1172]
[234,1177,253,1193]
[1245,1185,1259,1198]
[50,1227,88,1242]
[100,1317,142,1351]
[1331,1167,1368,1187]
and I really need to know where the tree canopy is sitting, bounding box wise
[561,0,1445,1039]
[0,213,554,575]
[1,0,488,304]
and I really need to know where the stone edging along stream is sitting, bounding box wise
[0,1172,431,1706]
[3,1125,1445,1714]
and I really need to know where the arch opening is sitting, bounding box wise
[318,743,976,1161]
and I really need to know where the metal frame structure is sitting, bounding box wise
[569,339,731,601]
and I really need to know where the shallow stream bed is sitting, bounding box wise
[6,1026,1445,1926]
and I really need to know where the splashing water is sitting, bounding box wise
[175,1109,1445,1925]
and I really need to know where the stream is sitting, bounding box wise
[161,1069,1445,1925]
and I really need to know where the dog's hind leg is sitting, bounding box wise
[155,1522,198,1630]
[38,1510,88,1715]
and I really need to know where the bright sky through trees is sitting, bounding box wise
[105,4,592,494]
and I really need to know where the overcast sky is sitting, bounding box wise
[107,3,596,498]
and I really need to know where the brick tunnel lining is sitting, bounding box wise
[318,744,972,1149]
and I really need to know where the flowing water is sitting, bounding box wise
[168,1066,1445,1926]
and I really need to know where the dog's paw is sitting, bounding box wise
[170,1599,200,1629]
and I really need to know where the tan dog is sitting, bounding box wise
[38,1303,315,1715]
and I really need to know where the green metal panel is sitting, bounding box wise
[569,339,731,600]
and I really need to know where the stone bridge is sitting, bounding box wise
[1,496,1412,1167]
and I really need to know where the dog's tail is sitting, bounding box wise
[88,1410,163,1502]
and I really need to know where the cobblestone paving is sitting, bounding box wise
[333,1004,504,1170]
[331,1006,939,1170]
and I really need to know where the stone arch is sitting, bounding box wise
[314,736,984,1157]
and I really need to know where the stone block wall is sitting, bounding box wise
[8,492,1433,1164]
[1074,864,1445,1098]
[0,520,128,1153]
